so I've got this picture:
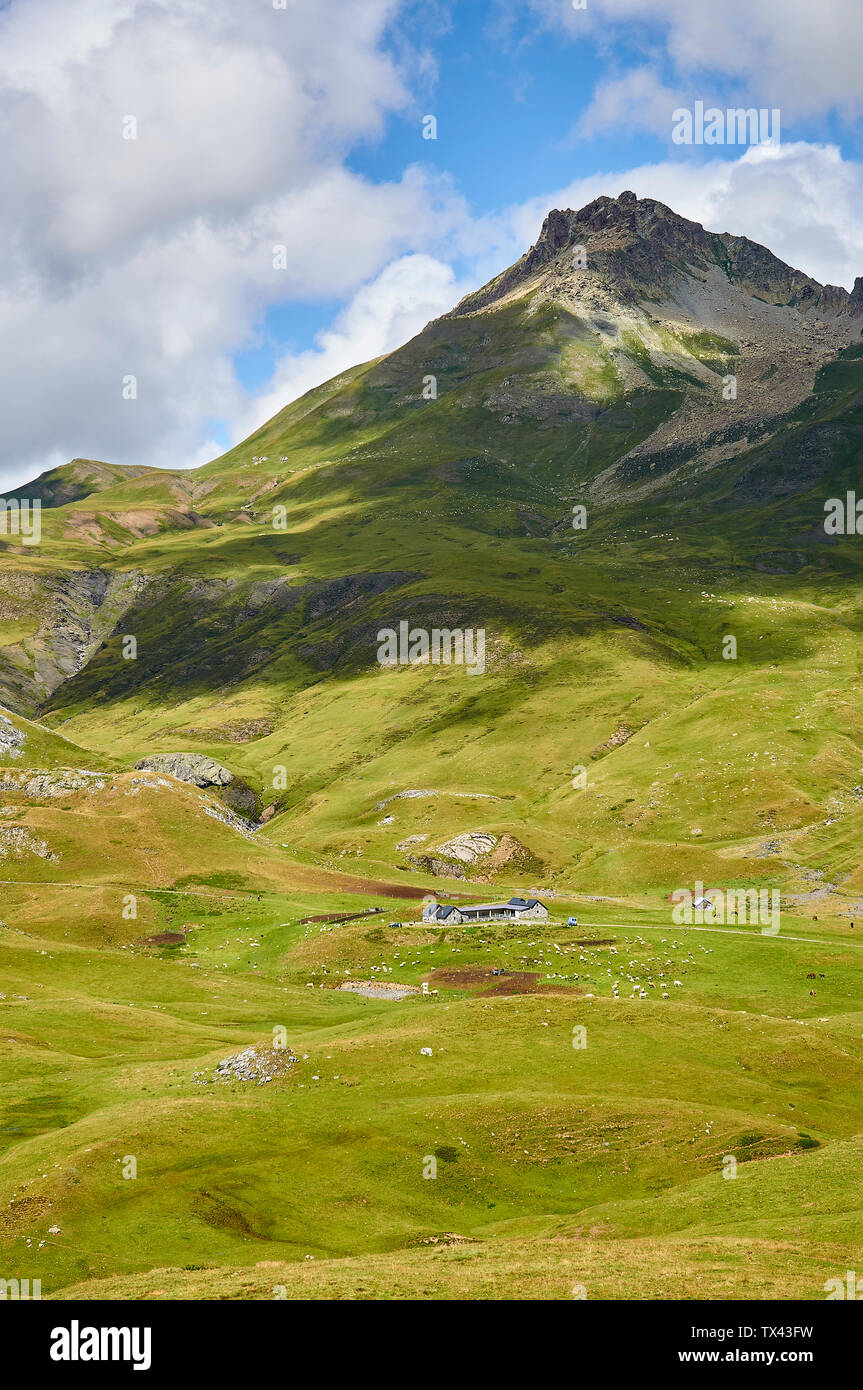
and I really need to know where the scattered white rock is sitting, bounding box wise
[207,1045,297,1086]
[0,715,26,758]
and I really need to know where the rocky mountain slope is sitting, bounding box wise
[454,191,862,490]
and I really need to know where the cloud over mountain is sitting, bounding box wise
[0,0,460,486]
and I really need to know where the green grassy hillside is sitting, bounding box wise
[3,897,863,1299]
[12,337,861,912]
[1,194,862,1299]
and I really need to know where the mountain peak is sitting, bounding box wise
[6,457,160,508]
[456,191,862,324]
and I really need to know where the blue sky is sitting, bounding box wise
[231,0,863,433]
[1,0,862,485]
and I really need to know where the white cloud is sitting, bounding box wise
[524,0,863,125]
[0,164,469,486]
[577,67,686,140]
[0,0,458,489]
[233,253,462,441]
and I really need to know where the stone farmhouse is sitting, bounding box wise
[422,896,548,924]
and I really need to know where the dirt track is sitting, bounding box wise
[425,966,577,997]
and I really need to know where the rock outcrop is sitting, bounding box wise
[0,825,58,861]
[0,769,106,797]
[434,832,497,864]
[208,1045,297,1085]
[134,752,234,787]
[408,831,497,879]
[0,715,25,757]
[0,568,150,716]
[409,830,541,880]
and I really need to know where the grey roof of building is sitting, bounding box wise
[456,900,544,914]
[428,899,545,916]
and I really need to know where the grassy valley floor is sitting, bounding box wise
[2,853,862,1299]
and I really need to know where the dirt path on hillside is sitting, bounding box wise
[0,873,455,904]
[425,966,578,997]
